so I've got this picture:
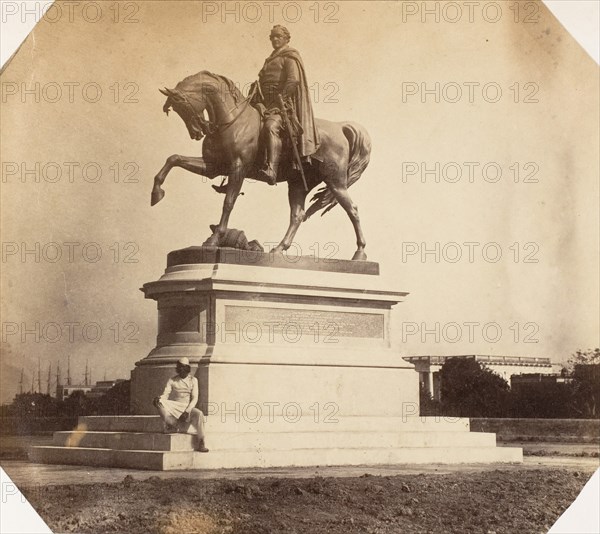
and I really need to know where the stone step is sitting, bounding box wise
[52,431,196,451]
[29,444,522,471]
[77,415,471,434]
[53,429,496,452]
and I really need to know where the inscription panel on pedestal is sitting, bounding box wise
[157,306,203,345]
[159,306,200,333]
[224,305,384,339]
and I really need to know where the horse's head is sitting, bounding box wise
[160,72,243,141]
[160,87,206,141]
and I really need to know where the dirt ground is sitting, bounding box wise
[19,468,593,534]
[4,435,598,533]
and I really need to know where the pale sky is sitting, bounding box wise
[1,0,598,403]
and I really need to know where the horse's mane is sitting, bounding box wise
[176,71,243,104]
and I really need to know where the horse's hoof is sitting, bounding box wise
[351,250,367,261]
[151,186,165,206]
[212,184,228,194]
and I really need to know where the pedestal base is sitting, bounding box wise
[29,415,523,470]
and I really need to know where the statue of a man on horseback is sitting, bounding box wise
[253,25,320,186]
[152,28,372,260]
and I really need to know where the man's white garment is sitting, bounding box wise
[159,375,199,432]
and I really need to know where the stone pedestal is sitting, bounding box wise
[30,247,523,469]
[130,246,416,418]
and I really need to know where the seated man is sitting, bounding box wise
[153,357,208,453]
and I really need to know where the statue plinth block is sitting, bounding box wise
[130,247,415,417]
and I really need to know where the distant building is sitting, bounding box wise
[56,384,93,401]
[87,379,126,399]
[511,373,573,391]
[404,355,554,400]
[56,379,125,401]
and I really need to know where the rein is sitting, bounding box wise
[185,83,257,137]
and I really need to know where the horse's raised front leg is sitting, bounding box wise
[203,172,244,246]
[151,155,219,206]
[328,184,367,261]
[272,183,308,255]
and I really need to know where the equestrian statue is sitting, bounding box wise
[151,25,372,260]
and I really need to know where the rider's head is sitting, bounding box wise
[270,25,290,50]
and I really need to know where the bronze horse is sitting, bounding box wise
[152,71,372,260]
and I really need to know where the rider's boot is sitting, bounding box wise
[260,164,278,185]
[258,126,282,185]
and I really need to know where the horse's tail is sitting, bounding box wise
[305,122,372,220]
[343,121,372,189]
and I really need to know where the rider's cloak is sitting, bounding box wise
[258,45,321,160]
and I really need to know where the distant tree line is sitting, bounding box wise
[421,349,600,419]
[1,380,130,434]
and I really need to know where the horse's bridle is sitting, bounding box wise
[178,83,257,138]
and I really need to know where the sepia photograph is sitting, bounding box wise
[1,1,599,532]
